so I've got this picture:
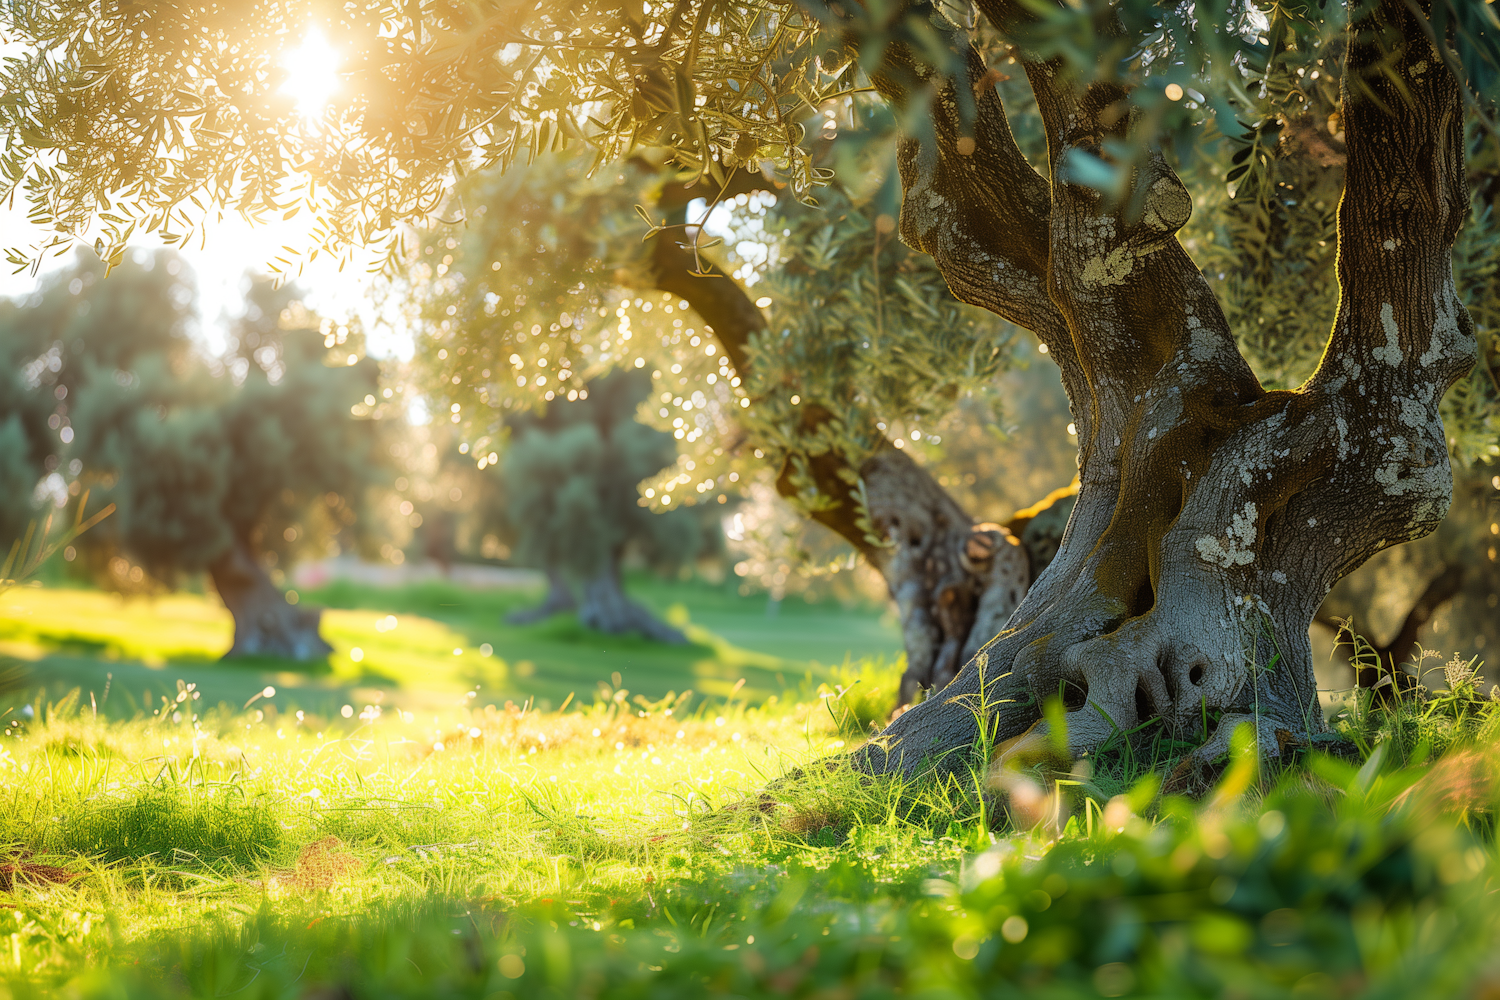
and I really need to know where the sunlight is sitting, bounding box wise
[281,27,340,119]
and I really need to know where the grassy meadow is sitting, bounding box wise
[0,579,1498,998]
[0,575,903,719]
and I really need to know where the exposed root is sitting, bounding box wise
[1161,713,1302,797]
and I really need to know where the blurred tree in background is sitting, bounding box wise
[0,254,387,660]
[0,250,188,545]
[501,369,715,642]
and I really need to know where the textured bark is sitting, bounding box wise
[858,450,1029,704]
[846,0,1477,779]
[577,549,688,644]
[210,538,331,660]
[506,567,578,625]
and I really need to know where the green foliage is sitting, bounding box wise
[2,577,900,714]
[0,0,847,267]
[49,271,388,586]
[7,0,1496,278]
[740,151,1019,516]
[0,601,1497,999]
[411,136,1019,530]
[0,249,192,546]
[2,0,1499,491]
[403,157,656,418]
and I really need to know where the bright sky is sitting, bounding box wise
[0,31,415,361]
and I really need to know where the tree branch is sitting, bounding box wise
[814,2,1081,378]
[1370,562,1465,684]
[1314,0,1476,387]
[641,191,887,562]
[642,185,1033,702]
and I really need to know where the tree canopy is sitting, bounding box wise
[3,0,1500,265]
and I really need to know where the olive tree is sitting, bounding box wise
[4,0,1499,779]
[37,266,384,659]
[500,369,711,642]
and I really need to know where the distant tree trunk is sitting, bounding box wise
[1318,562,1466,692]
[209,538,332,660]
[506,567,578,625]
[577,549,687,644]
[833,0,1477,784]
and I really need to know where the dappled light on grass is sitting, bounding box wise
[0,681,1496,998]
[0,581,901,717]
[0,638,1497,996]
[0,671,1494,995]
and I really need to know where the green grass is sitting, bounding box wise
[0,576,902,718]
[0,596,1496,999]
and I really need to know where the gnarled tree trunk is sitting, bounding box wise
[577,548,688,644]
[844,0,1476,780]
[858,450,1030,704]
[209,538,332,660]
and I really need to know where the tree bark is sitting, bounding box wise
[857,449,1030,704]
[209,538,332,661]
[842,0,1477,779]
[576,548,688,644]
[506,567,578,625]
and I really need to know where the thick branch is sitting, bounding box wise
[643,191,1032,703]
[649,170,768,378]
[641,196,886,563]
[1371,562,1465,684]
[844,2,1081,374]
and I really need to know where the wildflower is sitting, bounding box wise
[1444,654,1477,691]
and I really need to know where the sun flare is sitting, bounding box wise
[281,28,340,119]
